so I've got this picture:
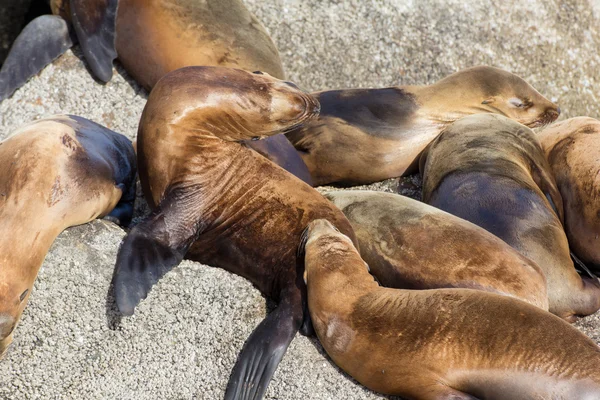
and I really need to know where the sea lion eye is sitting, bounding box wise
[251,136,260,141]
[253,71,264,75]
[19,289,28,302]
[509,98,532,109]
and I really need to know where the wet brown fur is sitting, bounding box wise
[0,115,131,358]
[303,219,600,400]
[137,65,356,325]
[286,66,559,186]
[538,117,600,269]
[421,113,600,321]
[325,190,548,310]
[115,0,285,89]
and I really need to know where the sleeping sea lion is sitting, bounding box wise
[285,66,560,186]
[0,0,312,184]
[420,113,600,321]
[302,218,600,400]
[324,190,548,310]
[538,117,600,271]
[0,115,136,359]
[111,66,356,400]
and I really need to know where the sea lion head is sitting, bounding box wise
[300,219,362,284]
[433,66,560,128]
[157,67,320,142]
[0,282,30,359]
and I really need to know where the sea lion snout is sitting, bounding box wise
[270,87,321,127]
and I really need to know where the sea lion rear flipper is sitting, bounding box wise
[0,15,75,101]
[225,293,303,400]
[70,0,118,82]
[112,207,191,315]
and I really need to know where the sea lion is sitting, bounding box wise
[420,113,600,321]
[0,115,136,359]
[111,66,356,400]
[538,117,600,271]
[324,190,548,310]
[1,0,284,98]
[285,65,560,186]
[301,218,600,400]
[0,1,311,184]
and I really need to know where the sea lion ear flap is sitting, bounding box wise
[70,0,119,83]
[531,162,565,224]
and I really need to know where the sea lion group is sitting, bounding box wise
[2,1,600,400]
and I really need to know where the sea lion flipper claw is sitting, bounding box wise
[0,15,75,101]
[112,212,187,316]
[70,0,118,82]
[224,296,301,400]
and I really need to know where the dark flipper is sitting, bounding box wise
[571,252,599,280]
[70,0,118,82]
[225,291,303,400]
[0,15,75,101]
[112,191,198,315]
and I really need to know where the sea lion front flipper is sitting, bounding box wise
[225,291,303,400]
[70,0,118,82]
[0,15,75,101]
[112,196,195,315]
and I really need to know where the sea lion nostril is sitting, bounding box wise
[556,107,561,115]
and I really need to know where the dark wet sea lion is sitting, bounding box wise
[112,66,356,400]
[538,117,600,271]
[302,218,600,400]
[0,115,136,358]
[420,113,600,321]
[324,190,548,310]
[285,66,560,186]
[0,0,312,184]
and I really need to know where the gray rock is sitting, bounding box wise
[1,1,600,399]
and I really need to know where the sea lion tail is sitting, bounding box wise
[224,292,302,400]
[0,15,75,101]
[112,217,186,316]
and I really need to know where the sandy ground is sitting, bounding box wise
[2,0,600,399]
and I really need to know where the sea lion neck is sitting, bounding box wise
[405,84,491,125]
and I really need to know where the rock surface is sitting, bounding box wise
[2,1,600,399]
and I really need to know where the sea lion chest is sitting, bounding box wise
[185,149,354,296]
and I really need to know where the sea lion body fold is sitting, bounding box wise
[538,117,600,271]
[325,190,548,309]
[302,219,600,400]
[286,66,559,186]
[0,115,136,358]
[421,113,600,321]
[113,66,355,399]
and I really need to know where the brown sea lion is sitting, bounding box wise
[538,117,600,271]
[0,115,136,359]
[0,1,312,184]
[420,113,600,321]
[111,66,356,400]
[302,218,600,400]
[285,66,560,186]
[1,0,284,97]
[324,190,548,310]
